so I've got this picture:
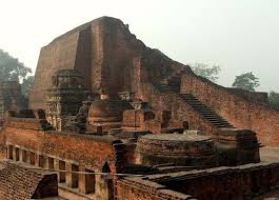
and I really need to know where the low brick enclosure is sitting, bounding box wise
[117,177,195,200]
[181,72,279,146]
[2,118,118,171]
[0,118,120,200]
[118,162,279,200]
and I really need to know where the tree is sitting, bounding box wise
[0,49,34,97]
[21,76,34,98]
[269,91,279,109]
[0,49,31,82]
[232,72,260,92]
[191,63,221,82]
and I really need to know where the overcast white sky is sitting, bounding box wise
[0,0,278,91]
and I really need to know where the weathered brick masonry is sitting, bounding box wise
[0,160,58,200]
[117,162,279,200]
[117,177,194,200]
[181,72,279,146]
[29,16,279,147]
[1,118,120,199]
[2,16,279,200]
[3,118,118,171]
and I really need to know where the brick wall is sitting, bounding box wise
[0,161,58,200]
[141,82,219,135]
[0,118,125,199]
[29,17,145,110]
[2,118,118,171]
[117,177,193,200]
[156,162,279,200]
[181,72,279,146]
[29,30,80,109]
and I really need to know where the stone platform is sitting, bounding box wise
[137,134,217,167]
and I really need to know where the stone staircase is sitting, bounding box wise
[154,69,234,129]
[179,93,234,128]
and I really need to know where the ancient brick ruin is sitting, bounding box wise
[0,16,279,200]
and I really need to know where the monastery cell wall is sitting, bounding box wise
[2,119,117,171]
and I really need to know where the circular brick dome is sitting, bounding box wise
[88,99,132,123]
[137,134,217,167]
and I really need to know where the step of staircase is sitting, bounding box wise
[180,93,234,128]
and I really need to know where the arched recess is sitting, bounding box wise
[100,161,114,200]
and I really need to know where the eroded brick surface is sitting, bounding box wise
[0,160,58,200]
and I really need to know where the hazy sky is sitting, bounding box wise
[0,0,278,91]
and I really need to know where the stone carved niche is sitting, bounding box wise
[46,69,91,132]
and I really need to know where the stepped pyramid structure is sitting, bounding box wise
[1,17,279,200]
[30,16,279,146]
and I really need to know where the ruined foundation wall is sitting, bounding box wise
[118,162,279,200]
[117,178,193,200]
[181,72,279,146]
[157,162,279,200]
[2,118,117,171]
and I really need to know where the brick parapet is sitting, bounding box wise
[116,177,194,200]
[2,124,119,172]
[180,72,279,146]
[118,161,279,200]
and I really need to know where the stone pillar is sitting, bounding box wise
[26,151,31,164]
[7,145,13,160]
[66,162,79,188]
[29,151,36,165]
[79,166,86,193]
[54,159,60,181]
[97,175,114,200]
[79,166,95,194]
[54,159,65,183]
[35,153,40,166]
[65,162,72,187]
[16,147,20,161]
[21,150,28,163]
[12,146,17,161]
[38,155,46,168]
[19,149,24,162]
[97,162,114,200]
[46,157,55,170]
